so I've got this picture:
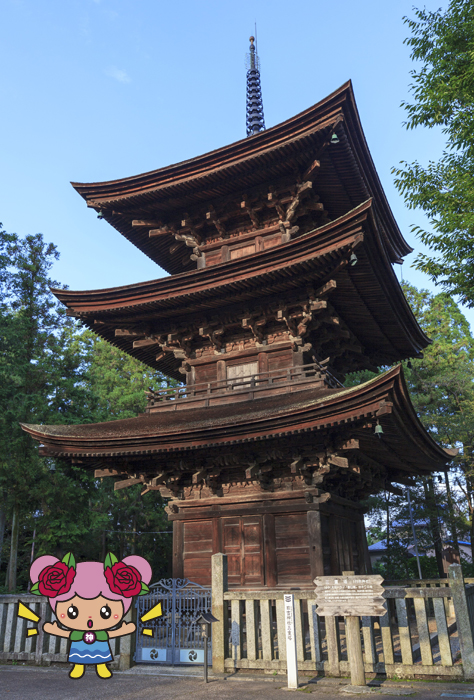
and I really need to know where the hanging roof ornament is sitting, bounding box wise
[246,36,266,137]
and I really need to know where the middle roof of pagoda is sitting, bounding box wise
[53,200,430,380]
[71,81,411,275]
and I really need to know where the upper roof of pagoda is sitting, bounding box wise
[71,81,411,275]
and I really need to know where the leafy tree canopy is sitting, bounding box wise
[0,225,174,591]
[393,0,474,306]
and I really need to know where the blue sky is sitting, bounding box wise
[2,0,463,321]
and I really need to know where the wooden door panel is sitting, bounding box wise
[276,551,311,582]
[221,515,264,586]
[275,513,311,585]
[184,521,213,551]
[242,516,264,585]
[223,519,241,549]
[183,520,213,586]
[223,518,243,585]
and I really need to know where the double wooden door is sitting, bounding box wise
[222,515,264,586]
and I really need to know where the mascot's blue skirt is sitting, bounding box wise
[69,639,113,665]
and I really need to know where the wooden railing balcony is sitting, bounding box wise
[146,362,343,413]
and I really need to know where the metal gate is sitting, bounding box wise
[135,578,212,665]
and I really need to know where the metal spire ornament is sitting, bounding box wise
[246,36,266,137]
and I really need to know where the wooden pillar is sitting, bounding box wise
[211,553,228,674]
[263,513,277,586]
[292,346,305,368]
[172,520,184,578]
[212,517,222,554]
[258,352,268,374]
[118,608,133,670]
[449,564,474,678]
[328,516,340,574]
[216,360,226,385]
[307,510,324,581]
[346,616,366,686]
[359,517,372,574]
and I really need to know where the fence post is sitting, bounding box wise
[35,600,48,666]
[118,608,133,671]
[212,553,228,674]
[449,564,474,678]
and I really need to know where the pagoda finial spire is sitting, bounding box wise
[246,35,266,137]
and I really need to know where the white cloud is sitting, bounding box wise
[105,66,131,84]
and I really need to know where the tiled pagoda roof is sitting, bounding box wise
[71,81,411,275]
[22,366,453,478]
[52,201,429,380]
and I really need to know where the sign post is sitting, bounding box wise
[313,571,385,687]
[196,612,218,683]
[284,594,298,689]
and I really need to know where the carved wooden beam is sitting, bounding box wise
[199,326,224,352]
[175,232,201,248]
[245,464,259,480]
[240,198,260,228]
[285,181,313,223]
[132,335,165,349]
[95,468,128,478]
[150,473,166,487]
[115,328,148,338]
[302,158,321,181]
[311,280,337,299]
[242,317,266,343]
[304,200,324,212]
[149,225,176,238]
[192,469,206,484]
[339,438,360,451]
[328,455,350,469]
[165,502,179,514]
[206,207,226,237]
[114,477,144,491]
[290,456,305,474]
[267,190,286,219]
[133,220,162,228]
[279,221,300,238]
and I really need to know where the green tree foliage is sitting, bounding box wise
[70,328,176,421]
[0,226,89,590]
[393,0,474,305]
[401,282,474,553]
[0,225,174,591]
[361,282,474,578]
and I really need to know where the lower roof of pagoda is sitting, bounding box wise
[22,366,453,476]
[52,201,429,380]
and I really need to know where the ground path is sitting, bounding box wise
[2,665,474,699]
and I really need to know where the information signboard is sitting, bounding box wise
[313,574,385,617]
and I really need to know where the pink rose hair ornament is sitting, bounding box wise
[103,552,150,597]
[30,552,76,598]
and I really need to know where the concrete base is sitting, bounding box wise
[341,687,415,696]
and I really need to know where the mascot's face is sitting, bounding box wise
[56,595,124,631]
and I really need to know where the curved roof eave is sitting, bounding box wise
[20,366,452,471]
[71,82,354,200]
[71,81,411,262]
[50,202,430,372]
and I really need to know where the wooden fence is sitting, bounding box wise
[0,595,133,669]
[211,554,474,679]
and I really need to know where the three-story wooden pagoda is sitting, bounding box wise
[23,82,454,588]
